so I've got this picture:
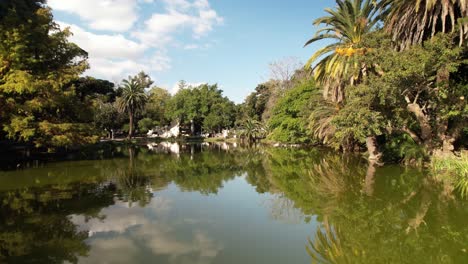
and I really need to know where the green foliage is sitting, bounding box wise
[203,100,236,132]
[116,73,151,138]
[332,89,385,144]
[240,82,275,121]
[305,0,380,102]
[239,118,264,142]
[361,33,466,149]
[165,83,236,133]
[36,121,99,149]
[383,133,428,165]
[69,77,116,101]
[301,1,467,162]
[145,87,171,125]
[138,117,156,133]
[431,152,468,198]
[267,79,316,143]
[0,0,106,148]
[116,76,149,115]
[93,101,123,133]
[308,31,467,158]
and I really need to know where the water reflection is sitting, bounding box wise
[0,143,467,263]
[72,199,223,264]
[0,182,115,263]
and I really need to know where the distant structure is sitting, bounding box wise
[161,123,180,138]
[222,129,229,138]
[146,123,181,139]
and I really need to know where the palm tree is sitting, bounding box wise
[240,118,262,143]
[304,0,380,103]
[382,0,468,49]
[117,77,147,139]
[309,91,339,148]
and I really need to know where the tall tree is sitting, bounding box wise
[0,0,95,148]
[116,74,150,139]
[305,0,384,159]
[241,82,274,122]
[382,0,468,49]
[145,87,171,126]
[165,84,236,134]
[304,0,380,103]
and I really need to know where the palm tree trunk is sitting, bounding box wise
[128,111,134,139]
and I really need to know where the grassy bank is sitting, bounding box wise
[431,151,468,198]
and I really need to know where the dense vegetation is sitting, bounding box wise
[0,0,466,166]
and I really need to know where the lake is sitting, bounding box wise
[0,142,467,263]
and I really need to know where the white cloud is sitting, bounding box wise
[183,44,199,50]
[57,22,171,81]
[133,11,192,47]
[51,0,222,83]
[134,0,223,47]
[75,198,222,264]
[171,81,207,94]
[138,225,223,262]
[48,0,139,32]
[58,22,146,60]
[85,54,171,82]
[81,237,139,264]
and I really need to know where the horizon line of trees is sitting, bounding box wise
[1,0,467,165]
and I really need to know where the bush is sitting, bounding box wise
[267,80,316,144]
[431,152,468,198]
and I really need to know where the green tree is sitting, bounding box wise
[138,117,156,133]
[69,77,116,101]
[304,0,380,103]
[240,82,275,122]
[94,101,123,138]
[203,99,236,133]
[116,73,151,139]
[267,79,316,144]
[145,87,171,126]
[240,118,263,143]
[336,32,467,158]
[0,0,95,148]
[165,84,236,134]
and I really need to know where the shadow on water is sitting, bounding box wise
[0,143,467,263]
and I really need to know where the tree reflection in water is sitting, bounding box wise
[240,147,468,263]
[0,143,467,263]
[0,183,116,263]
[114,147,153,207]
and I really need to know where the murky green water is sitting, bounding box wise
[0,143,467,263]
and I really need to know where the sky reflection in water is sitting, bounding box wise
[0,143,467,263]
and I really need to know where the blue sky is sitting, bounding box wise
[49,0,335,103]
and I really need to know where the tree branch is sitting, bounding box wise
[401,126,423,144]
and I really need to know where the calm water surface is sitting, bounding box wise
[0,143,467,263]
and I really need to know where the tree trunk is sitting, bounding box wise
[128,147,135,166]
[435,118,460,155]
[366,136,381,162]
[364,161,377,196]
[406,103,432,143]
[128,111,134,139]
